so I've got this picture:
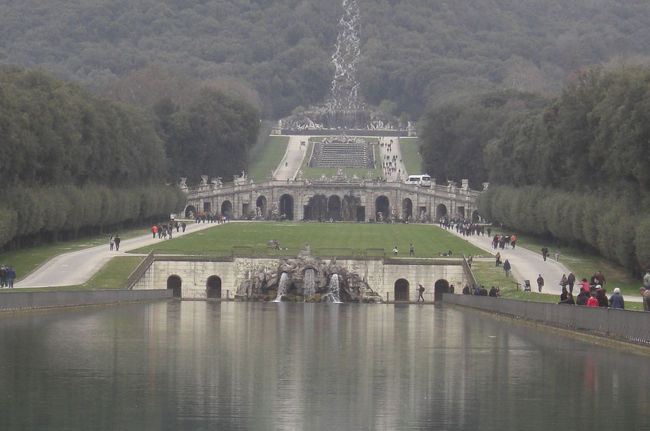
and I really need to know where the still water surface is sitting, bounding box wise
[0,301,648,431]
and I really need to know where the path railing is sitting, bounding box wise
[125,250,155,290]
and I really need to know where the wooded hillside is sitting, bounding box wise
[1,0,648,119]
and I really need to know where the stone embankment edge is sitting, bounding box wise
[442,294,650,355]
[0,289,172,313]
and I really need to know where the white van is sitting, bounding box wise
[405,174,431,187]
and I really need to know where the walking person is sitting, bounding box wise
[541,247,548,261]
[503,259,511,277]
[152,225,157,238]
[114,234,121,251]
[7,266,16,288]
[109,235,115,251]
[417,284,425,302]
[409,243,414,256]
[536,274,544,292]
[567,272,576,294]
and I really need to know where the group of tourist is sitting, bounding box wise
[0,264,16,288]
[151,221,187,240]
[463,284,501,297]
[492,234,517,249]
[194,213,227,224]
[555,270,628,309]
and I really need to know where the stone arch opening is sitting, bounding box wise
[457,206,465,220]
[375,196,389,222]
[434,279,450,302]
[256,196,267,218]
[221,200,233,218]
[328,195,342,221]
[279,194,294,220]
[342,195,361,221]
[203,202,212,213]
[206,276,222,299]
[472,210,480,223]
[436,204,448,220]
[306,194,328,221]
[185,205,197,218]
[394,279,410,301]
[402,198,413,220]
[167,275,182,298]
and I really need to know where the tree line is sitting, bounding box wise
[419,67,649,271]
[0,67,259,249]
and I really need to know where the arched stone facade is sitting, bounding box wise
[184,179,480,223]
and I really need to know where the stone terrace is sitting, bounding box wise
[308,138,375,169]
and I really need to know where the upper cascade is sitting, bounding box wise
[277,0,408,135]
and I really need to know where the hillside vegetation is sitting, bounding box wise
[1,0,648,119]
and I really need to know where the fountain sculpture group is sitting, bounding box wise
[235,248,381,303]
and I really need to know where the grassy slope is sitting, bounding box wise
[129,222,484,258]
[399,137,422,176]
[247,135,290,182]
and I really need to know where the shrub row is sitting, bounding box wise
[0,184,186,248]
[478,185,648,271]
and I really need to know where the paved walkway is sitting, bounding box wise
[378,137,407,181]
[15,221,218,288]
[445,226,641,302]
[273,135,309,180]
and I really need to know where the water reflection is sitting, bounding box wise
[0,302,647,430]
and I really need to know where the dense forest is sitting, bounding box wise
[418,67,649,271]
[0,67,259,250]
[1,0,649,119]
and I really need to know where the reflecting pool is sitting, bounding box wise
[0,302,647,430]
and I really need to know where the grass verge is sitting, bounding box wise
[398,137,423,176]
[248,135,290,181]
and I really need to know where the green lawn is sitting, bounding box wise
[398,137,423,176]
[0,226,153,282]
[471,260,643,311]
[299,137,384,180]
[247,135,290,181]
[128,222,484,258]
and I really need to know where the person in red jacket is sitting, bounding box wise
[586,294,599,307]
[152,225,157,239]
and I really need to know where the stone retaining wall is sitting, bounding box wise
[133,257,467,301]
[443,294,650,345]
[0,289,172,312]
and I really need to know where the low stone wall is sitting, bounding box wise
[443,294,650,345]
[0,289,172,312]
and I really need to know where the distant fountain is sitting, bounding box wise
[278,0,403,134]
[303,268,316,300]
[274,272,290,302]
[322,274,342,303]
